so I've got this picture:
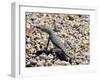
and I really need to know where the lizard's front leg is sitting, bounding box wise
[45,36,50,53]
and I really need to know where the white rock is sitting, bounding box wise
[36,56,40,60]
[48,54,54,59]
[26,38,31,42]
[30,59,37,64]
[54,60,70,65]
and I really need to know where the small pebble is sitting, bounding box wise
[25,12,90,67]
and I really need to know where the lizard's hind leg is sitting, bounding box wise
[51,48,68,62]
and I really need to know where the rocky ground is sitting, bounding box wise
[25,12,90,67]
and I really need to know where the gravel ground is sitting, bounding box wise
[25,12,90,67]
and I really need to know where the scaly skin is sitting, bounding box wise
[35,25,74,60]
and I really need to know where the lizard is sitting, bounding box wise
[34,25,74,62]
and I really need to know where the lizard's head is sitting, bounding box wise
[35,25,45,30]
[35,25,53,35]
